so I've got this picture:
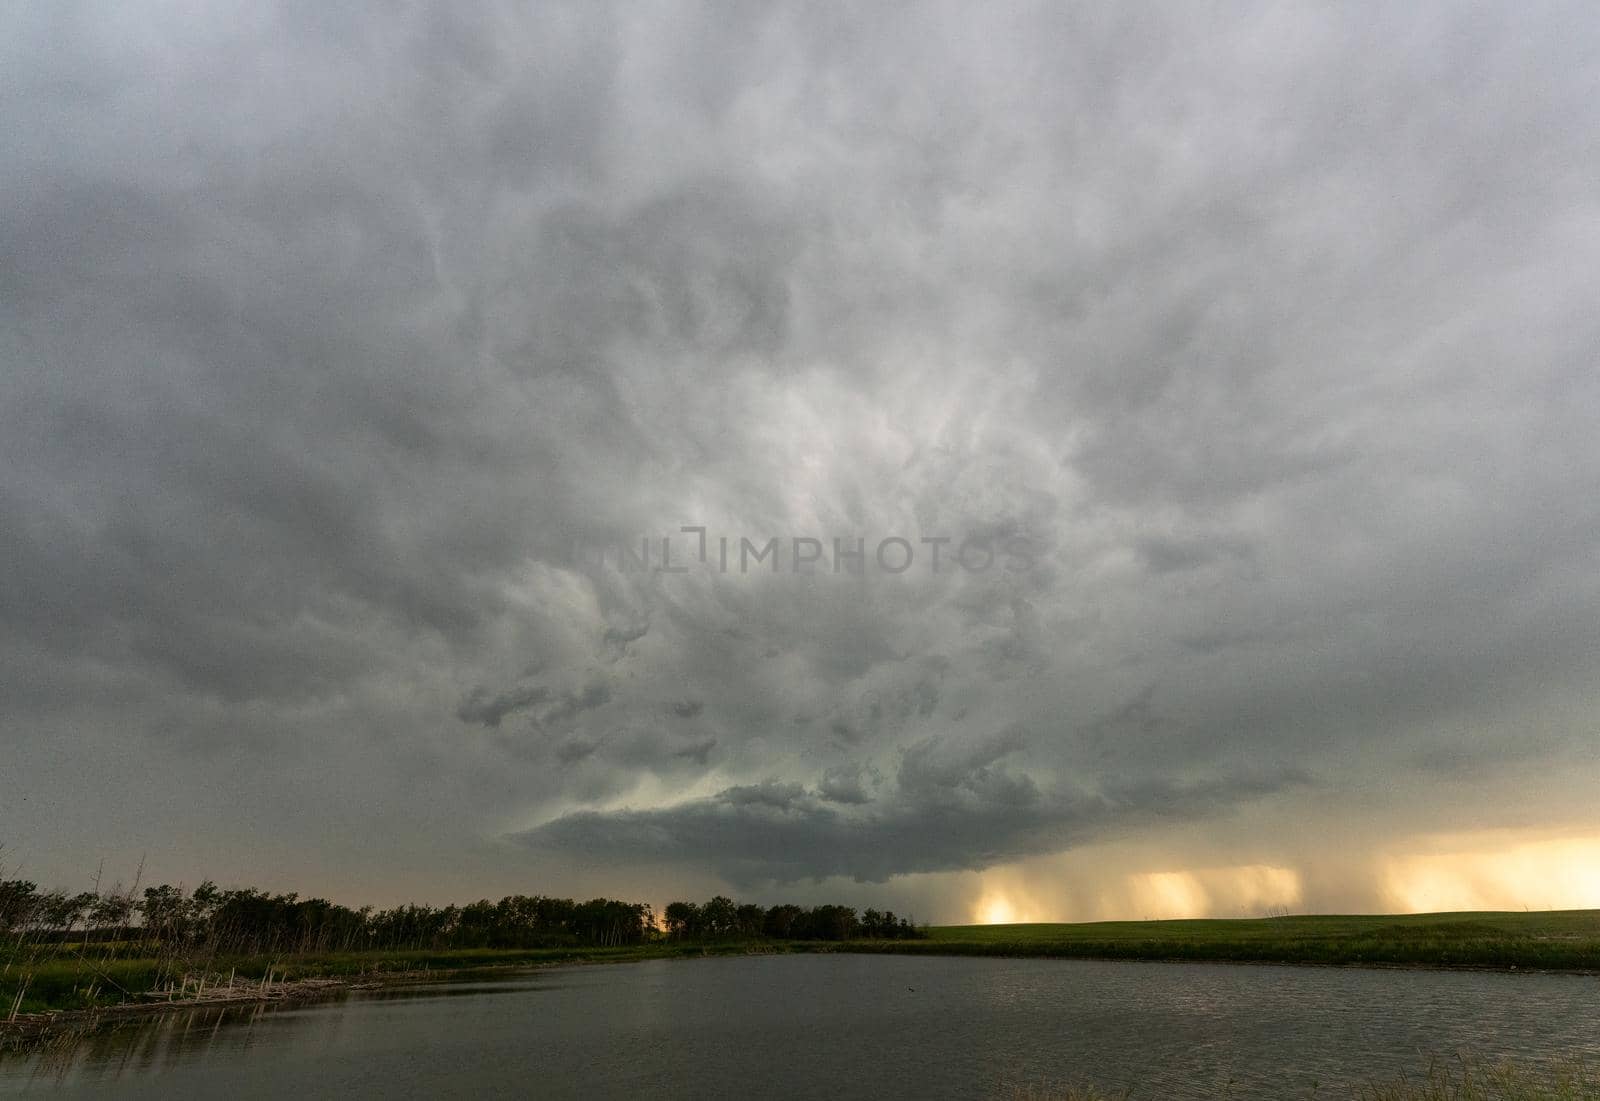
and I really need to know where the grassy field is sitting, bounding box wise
[880,909,1600,971]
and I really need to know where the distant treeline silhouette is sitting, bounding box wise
[662,897,922,941]
[1,877,924,960]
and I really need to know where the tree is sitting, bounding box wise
[764,904,802,939]
[663,901,700,939]
[0,879,38,933]
[735,904,765,937]
[701,896,737,937]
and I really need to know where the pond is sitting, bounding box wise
[5,954,1598,1098]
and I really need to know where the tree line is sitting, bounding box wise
[1,877,925,959]
[662,896,923,941]
[1,878,653,955]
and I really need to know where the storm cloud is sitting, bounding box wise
[518,731,1308,884]
[3,2,1598,915]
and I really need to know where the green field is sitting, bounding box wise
[884,910,1600,970]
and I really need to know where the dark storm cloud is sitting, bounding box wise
[515,731,1308,884]
[817,763,878,806]
[4,1,1600,904]
[456,684,553,729]
[458,678,613,730]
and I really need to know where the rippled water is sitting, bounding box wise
[5,955,1598,1098]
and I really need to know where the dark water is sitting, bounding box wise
[5,955,1599,1098]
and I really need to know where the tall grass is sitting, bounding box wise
[1361,1056,1600,1100]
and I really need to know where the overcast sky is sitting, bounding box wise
[3,2,1598,921]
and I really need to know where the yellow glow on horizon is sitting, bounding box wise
[1131,871,1207,919]
[1116,864,1303,921]
[1216,863,1303,914]
[1383,834,1600,913]
[976,893,1019,924]
[968,861,1304,923]
[960,830,1600,924]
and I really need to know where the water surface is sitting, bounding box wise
[5,955,1598,1098]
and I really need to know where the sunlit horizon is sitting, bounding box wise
[962,832,1600,925]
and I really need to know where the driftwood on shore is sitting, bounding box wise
[137,972,348,1004]
[1,973,369,1043]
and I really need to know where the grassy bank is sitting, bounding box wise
[1,940,789,1018]
[876,909,1600,971]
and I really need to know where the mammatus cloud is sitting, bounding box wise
[2,2,1599,916]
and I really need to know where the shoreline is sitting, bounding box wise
[832,939,1600,977]
[7,936,1599,1046]
[1,976,364,1042]
[840,942,1600,978]
[0,959,579,1044]
[0,943,794,1044]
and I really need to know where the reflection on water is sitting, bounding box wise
[4,956,1599,1099]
